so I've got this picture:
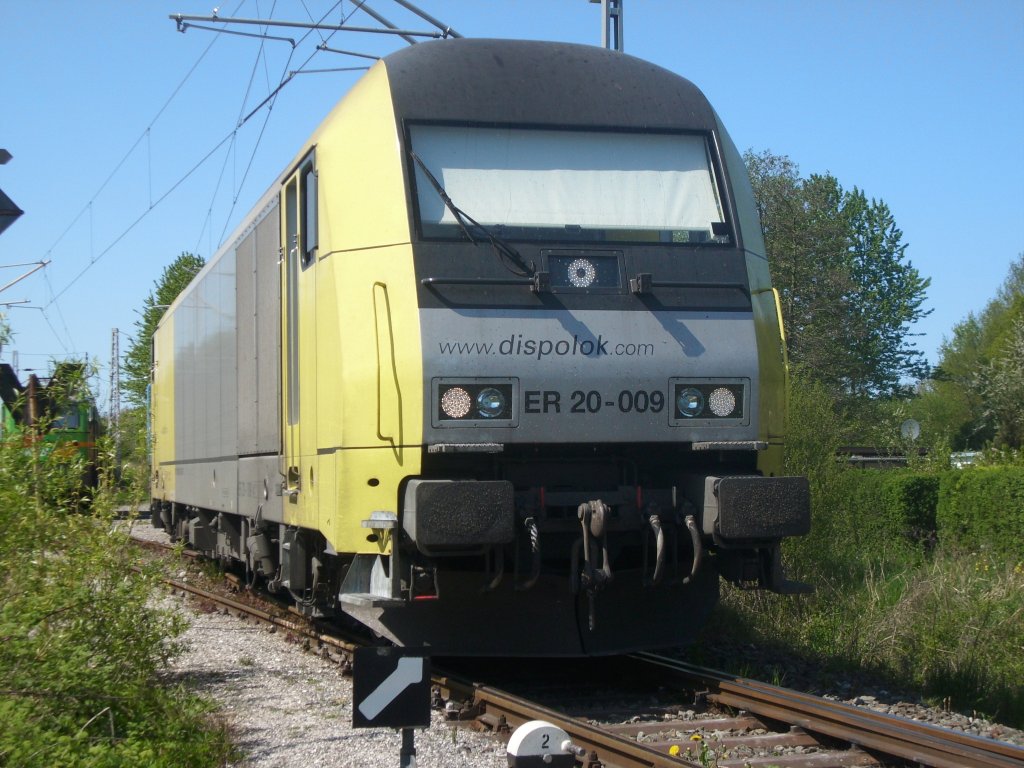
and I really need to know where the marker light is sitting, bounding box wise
[434,379,517,426]
[669,380,747,425]
[677,388,704,418]
[708,387,737,417]
[440,387,473,419]
[567,258,597,288]
[476,387,507,418]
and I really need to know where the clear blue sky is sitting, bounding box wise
[1,1,1022,412]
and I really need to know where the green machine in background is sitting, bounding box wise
[0,362,100,488]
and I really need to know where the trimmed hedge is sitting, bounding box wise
[937,466,1024,560]
[821,467,1024,563]
[828,470,938,559]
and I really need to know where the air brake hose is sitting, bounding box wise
[647,513,665,585]
[482,546,504,592]
[516,516,541,591]
[681,514,704,585]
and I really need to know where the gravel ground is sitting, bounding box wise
[130,521,505,768]
[130,520,1024,765]
[161,594,507,768]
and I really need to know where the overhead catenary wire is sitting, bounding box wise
[46,131,236,307]
[33,0,250,352]
[316,43,381,60]
[214,0,359,245]
[349,1,420,45]
[289,66,370,74]
[195,0,292,255]
[175,21,297,47]
[49,0,356,304]
[38,4,241,267]
[170,12,451,39]
[207,2,300,250]
[298,0,331,45]
[0,260,50,294]
[43,266,74,352]
[31,1,461,364]
[389,0,462,38]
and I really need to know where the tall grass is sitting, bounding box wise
[709,373,1024,727]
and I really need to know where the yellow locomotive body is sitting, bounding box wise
[152,39,809,655]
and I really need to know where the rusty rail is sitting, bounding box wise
[633,653,1024,768]
[435,675,703,768]
[133,534,1023,768]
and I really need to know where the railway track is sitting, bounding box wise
[439,654,1023,768]
[132,532,1024,768]
[634,652,1024,768]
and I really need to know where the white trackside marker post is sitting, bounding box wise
[507,720,581,767]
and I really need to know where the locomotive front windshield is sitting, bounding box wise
[409,125,730,245]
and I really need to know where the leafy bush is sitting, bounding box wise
[0,425,233,766]
[710,372,1024,727]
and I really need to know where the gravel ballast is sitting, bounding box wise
[131,522,1023,765]
[162,595,507,768]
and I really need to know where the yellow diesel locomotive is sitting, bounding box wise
[151,38,810,655]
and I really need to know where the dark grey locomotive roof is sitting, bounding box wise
[384,38,754,314]
[384,38,718,131]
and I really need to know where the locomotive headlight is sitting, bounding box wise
[669,379,748,425]
[708,387,737,417]
[433,379,518,427]
[476,387,507,418]
[440,387,473,419]
[677,387,704,418]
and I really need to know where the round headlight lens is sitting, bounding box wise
[677,387,704,418]
[708,387,737,417]
[476,387,506,418]
[440,387,472,419]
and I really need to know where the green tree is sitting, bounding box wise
[976,318,1024,447]
[919,315,989,448]
[122,252,204,408]
[916,253,1024,449]
[745,150,930,398]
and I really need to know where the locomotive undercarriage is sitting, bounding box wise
[153,445,808,655]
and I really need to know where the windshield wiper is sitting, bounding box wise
[409,151,536,278]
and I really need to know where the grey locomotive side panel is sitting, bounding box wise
[236,203,281,457]
[234,202,283,523]
[237,230,257,452]
[237,455,283,523]
[255,209,281,454]
[161,190,280,517]
[171,250,239,514]
[420,307,760,444]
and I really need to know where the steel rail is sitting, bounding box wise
[134,536,1022,768]
[134,538,651,766]
[434,675,700,768]
[633,653,1024,768]
[156,557,692,766]
[129,536,359,657]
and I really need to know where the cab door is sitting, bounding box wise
[281,152,318,522]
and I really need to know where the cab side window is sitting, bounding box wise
[300,157,317,267]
